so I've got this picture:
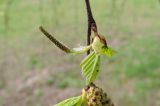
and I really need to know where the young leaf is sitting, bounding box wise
[81,52,101,85]
[80,52,96,67]
[87,55,100,84]
[101,46,117,57]
[55,96,82,106]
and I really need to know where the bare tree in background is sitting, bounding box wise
[4,0,13,35]
[38,0,48,66]
[38,0,45,25]
[73,0,79,34]
[110,0,117,17]
[116,0,127,25]
[110,0,127,17]
[51,0,60,26]
[109,0,127,34]
[0,0,14,89]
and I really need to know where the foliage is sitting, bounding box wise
[0,0,159,106]
[81,52,100,85]
[55,96,82,106]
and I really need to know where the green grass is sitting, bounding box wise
[53,71,84,89]
[121,35,159,78]
[0,0,160,106]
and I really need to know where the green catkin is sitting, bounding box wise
[39,26,71,53]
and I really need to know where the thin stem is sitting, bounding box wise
[85,0,95,23]
[85,0,97,55]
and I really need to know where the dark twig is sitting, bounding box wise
[39,26,71,53]
[85,0,97,55]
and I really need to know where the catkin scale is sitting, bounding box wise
[84,83,114,106]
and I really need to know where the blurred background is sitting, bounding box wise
[0,0,160,106]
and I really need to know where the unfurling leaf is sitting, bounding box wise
[55,96,82,106]
[81,52,100,85]
[101,46,117,57]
